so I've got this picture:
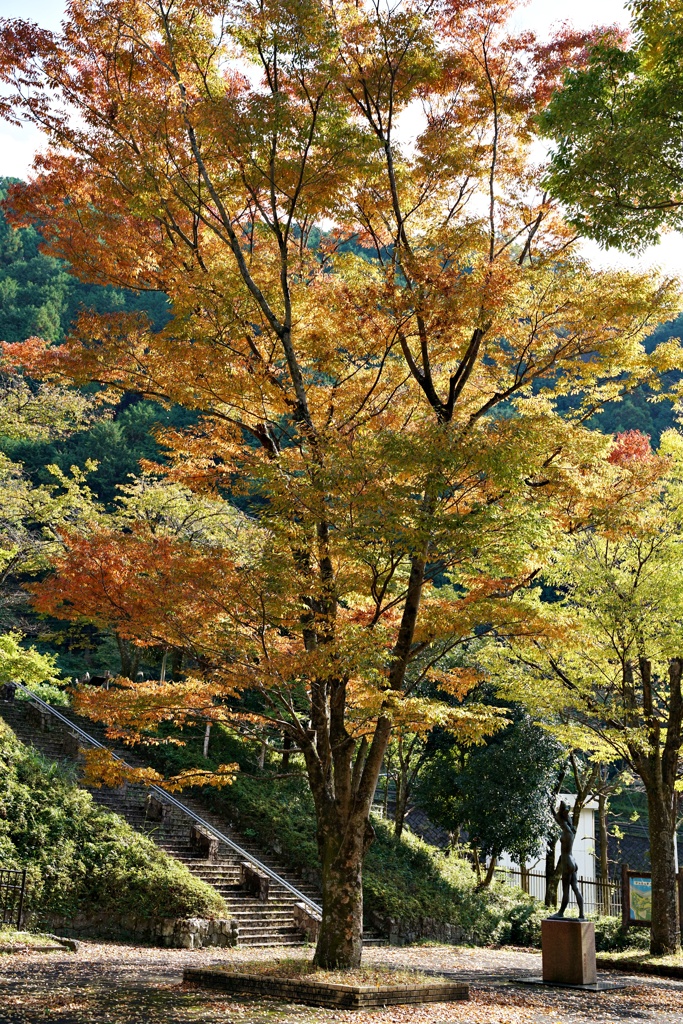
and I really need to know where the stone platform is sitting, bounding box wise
[542,918,597,986]
[184,966,469,1008]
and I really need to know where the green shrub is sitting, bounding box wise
[0,718,225,922]
[593,915,648,952]
[16,681,70,707]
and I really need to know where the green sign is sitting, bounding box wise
[629,876,652,923]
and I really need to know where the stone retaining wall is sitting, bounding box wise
[33,911,238,949]
[369,910,467,946]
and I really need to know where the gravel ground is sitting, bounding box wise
[1,941,683,1024]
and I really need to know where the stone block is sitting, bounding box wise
[26,701,53,733]
[241,861,269,901]
[190,824,219,861]
[146,794,172,823]
[541,919,597,986]
[293,902,321,941]
[62,732,83,760]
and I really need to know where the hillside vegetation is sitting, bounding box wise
[146,722,544,945]
[0,717,225,924]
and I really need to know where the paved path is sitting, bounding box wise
[1,942,683,1023]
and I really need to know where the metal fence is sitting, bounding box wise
[494,867,622,918]
[0,868,26,928]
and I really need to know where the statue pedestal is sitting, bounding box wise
[541,919,597,986]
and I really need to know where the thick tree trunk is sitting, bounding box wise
[647,790,679,954]
[314,821,367,969]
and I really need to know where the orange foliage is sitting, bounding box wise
[608,429,655,466]
[82,747,237,791]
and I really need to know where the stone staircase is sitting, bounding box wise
[0,698,384,948]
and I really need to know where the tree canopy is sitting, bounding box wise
[541,1,683,249]
[485,430,683,953]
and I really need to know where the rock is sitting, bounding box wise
[46,934,80,952]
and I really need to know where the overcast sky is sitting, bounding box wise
[1,0,681,282]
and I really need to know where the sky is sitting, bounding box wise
[1,0,681,281]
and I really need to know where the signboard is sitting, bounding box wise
[623,865,683,933]
[628,876,652,923]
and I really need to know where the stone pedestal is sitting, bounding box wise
[541,919,597,986]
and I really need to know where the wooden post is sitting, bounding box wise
[621,864,630,932]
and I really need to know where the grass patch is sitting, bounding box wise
[0,926,64,951]
[214,957,434,986]
[598,947,683,968]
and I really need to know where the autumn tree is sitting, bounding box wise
[485,431,683,954]
[1,0,681,966]
[541,1,683,249]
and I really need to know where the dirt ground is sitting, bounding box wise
[1,941,683,1024]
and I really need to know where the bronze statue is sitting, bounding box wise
[549,801,585,920]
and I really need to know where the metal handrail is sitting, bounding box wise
[15,683,321,916]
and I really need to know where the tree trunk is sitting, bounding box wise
[633,659,683,955]
[116,635,139,679]
[598,791,610,915]
[472,845,483,883]
[647,789,680,954]
[545,839,560,908]
[394,768,409,838]
[281,732,291,770]
[521,861,530,894]
[314,820,368,969]
[203,723,211,759]
[170,648,184,679]
[479,854,497,888]
[383,764,390,818]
